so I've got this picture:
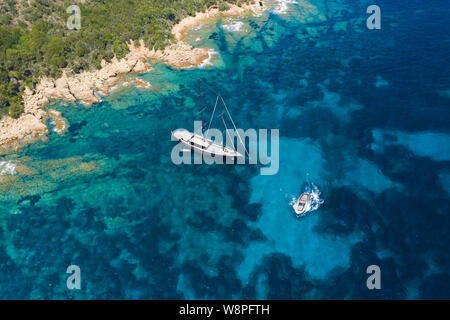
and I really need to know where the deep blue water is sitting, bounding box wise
[0,0,449,299]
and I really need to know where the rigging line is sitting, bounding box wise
[196,107,207,114]
[219,94,249,156]
[198,78,221,96]
[198,79,203,131]
[207,95,220,134]
[220,114,230,151]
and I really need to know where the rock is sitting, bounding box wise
[65,77,101,103]
[133,60,152,73]
[48,109,68,135]
[54,75,76,101]
[0,1,267,154]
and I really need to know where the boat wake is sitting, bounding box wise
[290,183,324,216]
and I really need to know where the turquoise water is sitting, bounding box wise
[0,0,449,299]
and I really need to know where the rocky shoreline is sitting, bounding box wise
[0,1,266,155]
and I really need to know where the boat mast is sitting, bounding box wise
[195,78,249,157]
[219,95,249,157]
[198,79,205,134]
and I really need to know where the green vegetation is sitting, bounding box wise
[0,0,251,118]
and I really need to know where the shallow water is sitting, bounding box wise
[0,0,449,299]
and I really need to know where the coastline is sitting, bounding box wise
[0,1,266,155]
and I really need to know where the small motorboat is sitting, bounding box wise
[293,193,311,215]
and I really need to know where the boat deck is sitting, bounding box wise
[172,129,243,158]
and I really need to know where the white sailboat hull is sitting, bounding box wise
[172,129,244,158]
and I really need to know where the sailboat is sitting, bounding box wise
[171,129,244,157]
[172,79,246,159]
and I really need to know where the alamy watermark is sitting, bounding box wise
[66,265,81,290]
[67,5,81,30]
[366,5,381,30]
[171,121,279,176]
[366,265,381,290]
[63,263,382,291]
